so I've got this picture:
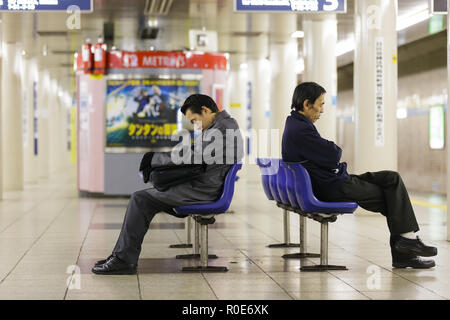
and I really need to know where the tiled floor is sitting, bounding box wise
[0,164,448,300]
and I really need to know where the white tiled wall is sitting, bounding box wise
[337,67,447,194]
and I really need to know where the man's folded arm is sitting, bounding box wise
[295,129,342,170]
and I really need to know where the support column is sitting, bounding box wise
[227,17,247,132]
[23,27,39,184]
[269,14,297,155]
[303,14,337,141]
[446,0,450,241]
[38,67,50,179]
[0,19,3,199]
[247,14,270,182]
[1,13,23,190]
[218,1,248,176]
[354,0,398,173]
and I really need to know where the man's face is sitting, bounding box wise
[185,106,215,131]
[303,94,325,123]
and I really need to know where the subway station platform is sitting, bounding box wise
[0,165,448,300]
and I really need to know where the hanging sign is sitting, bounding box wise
[234,0,346,13]
[0,0,93,12]
[75,51,228,71]
[374,37,384,147]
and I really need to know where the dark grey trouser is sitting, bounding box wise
[112,190,179,265]
[317,171,420,261]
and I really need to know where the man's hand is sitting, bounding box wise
[142,166,152,183]
[139,152,155,183]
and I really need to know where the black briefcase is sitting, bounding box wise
[149,164,206,191]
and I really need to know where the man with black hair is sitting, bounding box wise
[92,94,243,275]
[282,81,437,269]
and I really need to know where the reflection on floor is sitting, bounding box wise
[0,165,448,300]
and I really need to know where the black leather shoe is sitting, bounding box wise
[94,254,114,267]
[392,257,436,269]
[394,236,437,257]
[92,256,137,275]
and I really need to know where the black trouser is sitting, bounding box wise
[318,171,420,261]
[112,190,178,265]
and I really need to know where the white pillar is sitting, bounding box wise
[228,16,248,132]
[1,13,23,190]
[0,25,2,199]
[22,57,38,184]
[247,14,270,182]
[270,14,297,155]
[38,68,50,179]
[48,74,60,173]
[354,0,398,174]
[303,15,337,141]
[446,0,450,241]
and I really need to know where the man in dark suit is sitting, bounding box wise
[282,82,437,269]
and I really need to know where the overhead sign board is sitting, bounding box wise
[234,0,346,13]
[0,0,92,12]
[429,0,447,14]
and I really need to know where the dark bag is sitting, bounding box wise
[149,164,206,192]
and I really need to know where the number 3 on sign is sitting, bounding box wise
[323,0,339,11]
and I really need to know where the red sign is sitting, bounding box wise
[76,51,227,72]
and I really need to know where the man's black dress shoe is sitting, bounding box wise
[394,236,437,257]
[92,256,137,275]
[95,255,114,267]
[392,257,435,269]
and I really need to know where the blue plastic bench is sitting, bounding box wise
[173,163,242,272]
[284,162,358,271]
[256,158,300,248]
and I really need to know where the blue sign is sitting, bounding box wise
[0,0,92,12]
[235,0,346,13]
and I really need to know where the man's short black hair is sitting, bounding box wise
[181,94,219,115]
[291,82,326,111]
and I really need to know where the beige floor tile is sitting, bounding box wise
[66,292,140,300]
[215,291,293,300]
[290,291,370,300]
[361,289,445,300]
[141,291,216,300]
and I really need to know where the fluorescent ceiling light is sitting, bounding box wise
[397,5,430,31]
[335,4,431,57]
[397,108,407,119]
[291,31,304,38]
[335,36,355,57]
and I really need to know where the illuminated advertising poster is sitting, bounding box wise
[106,78,199,149]
[429,105,445,149]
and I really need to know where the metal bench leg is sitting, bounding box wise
[169,216,193,248]
[283,215,320,259]
[267,209,301,248]
[182,217,228,272]
[176,220,218,259]
[300,222,347,271]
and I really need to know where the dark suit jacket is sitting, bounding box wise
[281,110,349,198]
